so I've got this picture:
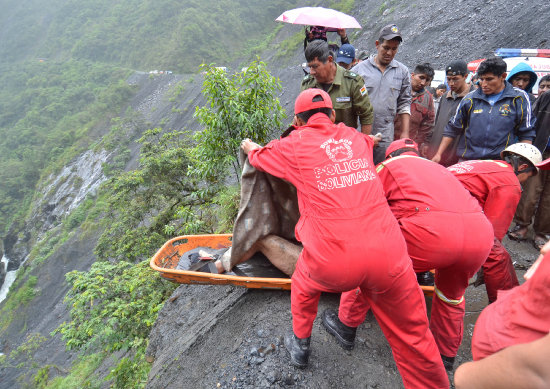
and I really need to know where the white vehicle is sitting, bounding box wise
[430,70,446,88]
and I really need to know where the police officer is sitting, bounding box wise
[301,40,374,135]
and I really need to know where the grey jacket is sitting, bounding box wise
[352,55,411,142]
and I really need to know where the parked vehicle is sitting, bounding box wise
[468,48,550,94]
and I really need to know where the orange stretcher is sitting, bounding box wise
[150,234,435,296]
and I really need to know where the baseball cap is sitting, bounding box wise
[385,138,418,158]
[446,60,468,76]
[336,44,355,65]
[294,88,333,114]
[379,24,402,42]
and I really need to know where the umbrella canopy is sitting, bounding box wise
[276,7,361,29]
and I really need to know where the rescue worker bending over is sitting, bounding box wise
[321,139,493,372]
[448,143,542,303]
[455,235,550,389]
[241,89,449,389]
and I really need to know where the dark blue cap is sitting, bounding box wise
[336,44,356,64]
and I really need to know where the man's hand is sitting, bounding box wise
[337,28,347,38]
[369,132,382,147]
[241,138,261,154]
[431,153,441,164]
[431,136,453,164]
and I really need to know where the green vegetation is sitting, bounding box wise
[277,32,305,58]
[191,59,286,181]
[96,59,285,263]
[330,0,356,14]
[0,0,303,236]
[0,60,133,234]
[53,261,175,388]
[33,354,103,389]
[378,0,399,16]
[0,0,298,73]
[95,127,201,262]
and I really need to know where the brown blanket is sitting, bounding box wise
[223,150,300,271]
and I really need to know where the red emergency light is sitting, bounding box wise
[495,48,550,58]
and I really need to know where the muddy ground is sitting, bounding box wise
[145,235,540,389]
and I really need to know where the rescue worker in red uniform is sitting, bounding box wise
[448,143,542,303]
[470,157,550,361]
[321,138,493,371]
[471,240,550,361]
[242,89,449,388]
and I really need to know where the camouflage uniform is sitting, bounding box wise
[301,65,374,130]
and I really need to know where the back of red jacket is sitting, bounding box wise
[248,113,387,221]
[447,160,521,208]
[375,154,482,219]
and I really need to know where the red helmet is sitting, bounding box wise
[295,88,333,114]
[385,138,419,159]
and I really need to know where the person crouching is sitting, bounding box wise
[240,89,448,389]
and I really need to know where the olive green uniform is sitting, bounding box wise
[301,65,374,130]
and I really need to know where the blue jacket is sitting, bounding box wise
[443,81,536,160]
[506,62,537,93]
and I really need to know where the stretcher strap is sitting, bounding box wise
[434,286,464,305]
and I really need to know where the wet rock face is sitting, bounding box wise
[0,259,5,287]
[2,148,110,269]
[36,149,110,231]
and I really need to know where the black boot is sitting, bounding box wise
[284,332,310,368]
[416,271,435,286]
[321,309,357,350]
[441,354,455,371]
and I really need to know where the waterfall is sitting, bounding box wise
[0,255,17,305]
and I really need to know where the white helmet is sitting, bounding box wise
[501,143,542,175]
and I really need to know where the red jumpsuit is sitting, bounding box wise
[248,114,448,389]
[338,154,493,358]
[448,160,521,302]
[472,250,550,360]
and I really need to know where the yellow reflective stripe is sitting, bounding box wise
[492,160,509,168]
[376,155,423,173]
[376,155,425,173]
[434,286,464,306]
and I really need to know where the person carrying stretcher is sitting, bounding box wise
[237,88,448,389]
[321,138,494,371]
